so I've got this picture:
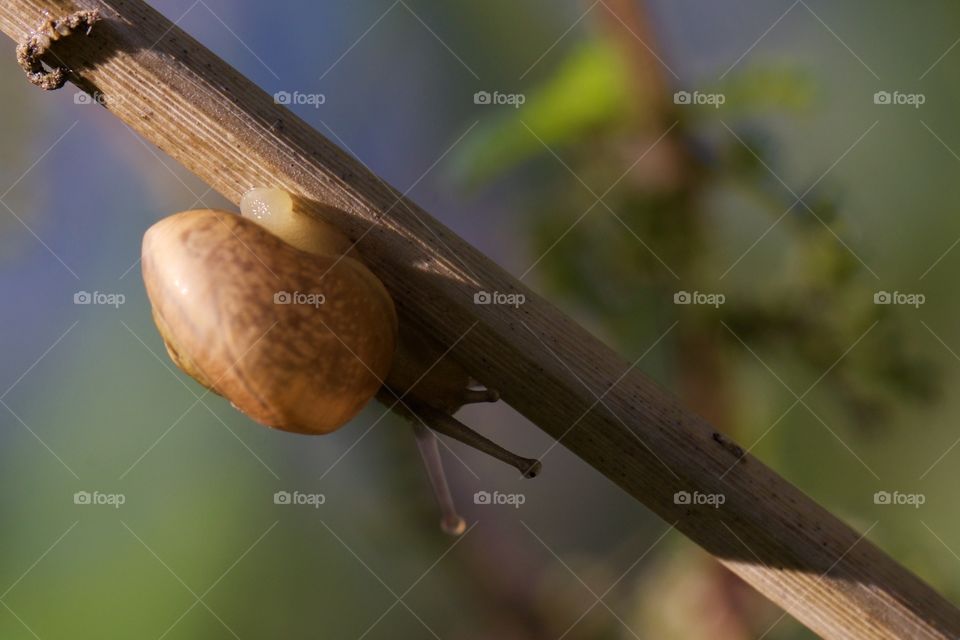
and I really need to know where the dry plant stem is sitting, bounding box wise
[412,422,466,536]
[1,2,958,638]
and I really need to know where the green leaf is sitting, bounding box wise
[452,40,632,185]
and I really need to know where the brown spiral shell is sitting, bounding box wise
[142,209,398,434]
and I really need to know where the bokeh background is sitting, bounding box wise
[1,1,959,638]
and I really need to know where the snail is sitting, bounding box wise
[141,188,540,534]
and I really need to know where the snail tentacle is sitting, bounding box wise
[412,422,467,536]
[404,402,542,479]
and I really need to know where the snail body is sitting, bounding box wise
[142,188,539,534]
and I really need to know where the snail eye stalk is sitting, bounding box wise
[405,402,542,479]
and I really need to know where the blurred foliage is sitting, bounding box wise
[456,40,938,433]
[455,21,949,639]
[453,41,633,184]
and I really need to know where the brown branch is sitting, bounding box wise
[0,1,957,638]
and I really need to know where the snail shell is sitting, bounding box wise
[141,209,398,434]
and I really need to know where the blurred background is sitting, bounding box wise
[1,1,959,638]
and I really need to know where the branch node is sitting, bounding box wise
[15,9,101,90]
